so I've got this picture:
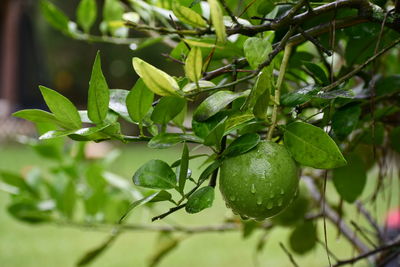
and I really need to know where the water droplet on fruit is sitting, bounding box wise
[280,188,285,195]
[251,184,256,194]
[229,195,236,201]
[277,198,283,207]
[256,197,263,205]
[267,202,273,209]
[270,192,275,198]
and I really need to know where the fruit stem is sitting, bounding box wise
[267,43,293,140]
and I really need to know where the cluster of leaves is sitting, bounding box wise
[0,132,144,225]
[6,0,400,265]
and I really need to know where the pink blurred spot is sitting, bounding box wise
[386,208,400,228]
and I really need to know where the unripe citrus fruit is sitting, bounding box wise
[219,141,299,220]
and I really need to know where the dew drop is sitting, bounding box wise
[229,195,236,201]
[277,198,283,207]
[267,201,273,209]
[280,188,285,195]
[256,196,263,205]
[251,184,256,194]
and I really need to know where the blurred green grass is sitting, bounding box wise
[0,143,395,267]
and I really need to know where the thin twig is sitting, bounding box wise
[152,204,186,221]
[219,0,240,25]
[298,26,332,56]
[267,43,293,140]
[279,242,300,267]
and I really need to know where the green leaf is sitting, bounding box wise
[376,75,400,96]
[171,154,208,168]
[126,78,154,123]
[109,89,132,122]
[208,0,226,44]
[283,122,347,169]
[148,133,203,149]
[194,90,249,121]
[39,125,110,141]
[40,0,70,33]
[243,37,273,69]
[77,0,97,33]
[39,86,82,129]
[103,0,124,21]
[182,80,215,93]
[204,117,226,149]
[149,190,172,203]
[88,52,110,123]
[151,96,186,125]
[133,160,176,189]
[390,127,400,153]
[244,67,273,120]
[303,62,329,85]
[119,191,171,223]
[0,171,34,195]
[132,57,180,96]
[8,201,51,224]
[198,160,222,184]
[58,180,76,219]
[12,109,70,129]
[222,133,260,158]
[172,3,207,28]
[332,104,361,140]
[224,112,255,133]
[77,234,118,266]
[185,186,215,213]
[332,154,367,203]
[178,143,189,193]
[184,47,203,83]
[289,221,317,254]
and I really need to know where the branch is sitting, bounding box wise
[152,204,186,222]
[333,239,400,267]
[320,37,400,92]
[303,176,371,254]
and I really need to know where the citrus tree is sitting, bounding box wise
[3,0,400,266]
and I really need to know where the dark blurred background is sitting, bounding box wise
[0,0,173,114]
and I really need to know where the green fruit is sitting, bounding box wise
[219,141,299,220]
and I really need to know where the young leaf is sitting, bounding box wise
[132,160,176,189]
[40,0,70,33]
[242,67,273,119]
[243,37,273,69]
[77,0,97,33]
[182,80,215,93]
[39,86,82,129]
[132,57,180,96]
[283,122,347,169]
[222,133,260,158]
[13,109,70,129]
[207,0,226,44]
[185,186,215,213]
[172,3,207,28]
[77,234,118,266]
[88,52,110,124]
[151,96,186,125]
[178,143,189,193]
[148,133,203,149]
[193,90,249,122]
[332,154,367,203]
[109,89,132,122]
[184,47,203,83]
[126,78,154,123]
